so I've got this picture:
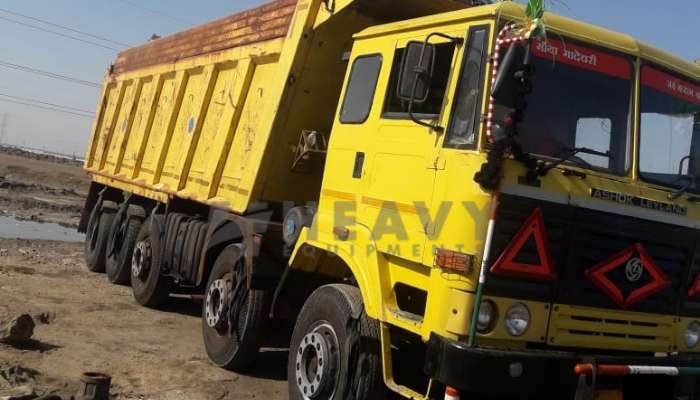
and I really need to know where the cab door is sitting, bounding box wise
[364,35,463,264]
[338,31,460,265]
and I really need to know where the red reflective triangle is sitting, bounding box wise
[689,275,700,298]
[585,243,671,309]
[490,208,557,281]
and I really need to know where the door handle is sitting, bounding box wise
[353,152,365,179]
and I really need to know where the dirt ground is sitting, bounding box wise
[0,151,89,228]
[0,154,289,399]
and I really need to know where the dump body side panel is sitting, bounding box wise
[84,0,302,213]
[118,76,159,179]
[211,56,281,210]
[112,0,297,76]
[85,0,474,214]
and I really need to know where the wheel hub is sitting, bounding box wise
[295,324,338,398]
[131,240,151,279]
[205,279,228,328]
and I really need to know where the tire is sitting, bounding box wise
[202,244,268,372]
[84,201,117,273]
[131,216,172,307]
[288,284,384,400]
[106,205,144,285]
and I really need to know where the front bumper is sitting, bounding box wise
[424,334,700,399]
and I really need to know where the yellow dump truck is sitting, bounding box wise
[81,0,700,398]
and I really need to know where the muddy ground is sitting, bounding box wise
[0,152,88,228]
[0,154,289,399]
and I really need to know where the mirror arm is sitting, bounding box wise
[406,33,463,133]
[407,86,442,132]
[427,32,464,46]
[679,155,691,176]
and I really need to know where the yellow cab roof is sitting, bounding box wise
[355,2,700,81]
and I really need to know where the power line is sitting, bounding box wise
[0,59,101,88]
[0,92,95,115]
[0,7,131,48]
[0,15,120,51]
[113,0,194,26]
[0,97,94,118]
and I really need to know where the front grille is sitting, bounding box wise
[485,194,700,317]
[549,305,675,352]
[562,209,692,313]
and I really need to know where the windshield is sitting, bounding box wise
[639,65,700,189]
[505,38,633,174]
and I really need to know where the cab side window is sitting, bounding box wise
[445,26,490,149]
[383,42,456,119]
[339,55,382,124]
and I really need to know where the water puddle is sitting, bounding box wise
[0,216,84,242]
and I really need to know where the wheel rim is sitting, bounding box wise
[202,254,253,367]
[205,279,228,329]
[131,239,151,280]
[295,323,339,399]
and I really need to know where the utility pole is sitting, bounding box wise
[0,113,8,146]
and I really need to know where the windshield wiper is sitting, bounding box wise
[536,147,611,176]
[669,176,693,200]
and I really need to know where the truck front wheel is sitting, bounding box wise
[288,284,384,400]
[202,245,268,371]
[84,200,117,273]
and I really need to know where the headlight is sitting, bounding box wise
[504,303,531,337]
[684,321,700,349]
[477,300,497,334]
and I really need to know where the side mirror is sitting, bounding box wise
[491,42,530,109]
[397,42,436,104]
[689,114,700,178]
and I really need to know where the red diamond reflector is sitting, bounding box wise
[490,208,556,281]
[584,243,671,309]
[689,275,700,297]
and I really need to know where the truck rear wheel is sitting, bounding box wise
[84,201,117,273]
[131,216,172,307]
[202,245,267,371]
[106,205,144,284]
[288,285,384,400]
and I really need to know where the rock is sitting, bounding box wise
[17,249,36,258]
[0,384,36,400]
[0,249,7,257]
[0,375,9,391]
[32,313,55,326]
[0,366,40,400]
[0,365,39,387]
[0,315,35,343]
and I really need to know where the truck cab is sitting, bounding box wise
[288,2,700,399]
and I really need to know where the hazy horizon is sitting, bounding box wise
[0,0,697,155]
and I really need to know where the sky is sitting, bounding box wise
[0,0,696,156]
